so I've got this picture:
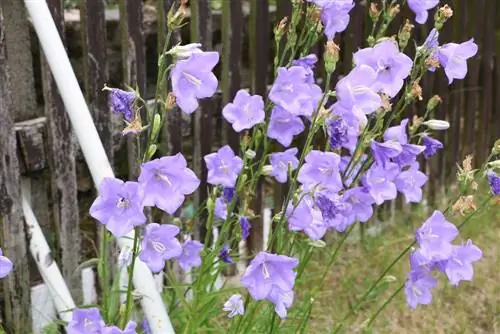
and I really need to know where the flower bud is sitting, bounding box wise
[206,196,215,213]
[145,144,158,161]
[369,3,380,22]
[167,43,202,60]
[262,165,274,175]
[398,19,414,50]
[274,17,288,42]
[245,149,256,159]
[151,113,162,141]
[324,41,340,74]
[423,119,449,130]
[426,95,442,112]
[272,212,283,223]
[307,239,326,248]
[434,4,453,30]
[388,4,400,18]
[492,139,500,155]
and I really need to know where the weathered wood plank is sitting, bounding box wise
[190,0,214,242]
[0,7,31,332]
[42,0,82,303]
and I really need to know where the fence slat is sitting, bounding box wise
[0,7,31,332]
[190,0,214,242]
[42,0,82,302]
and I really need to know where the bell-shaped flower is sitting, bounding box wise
[440,240,482,286]
[404,267,437,309]
[298,150,343,193]
[175,240,204,272]
[437,39,478,84]
[267,106,305,147]
[269,148,299,183]
[315,192,353,232]
[415,211,458,263]
[343,187,374,223]
[370,140,402,168]
[222,90,265,132]
[0,249,13,278]
[204,145,243,188]
[395,163,428,203]
[422,134,443,159]
[407,0,439,24]
[362,162,400,205]
[103,321,137,334]
[223,294,245,318]
[336,64,382,114]
[286,195,328,240]
[67,308,105,334]
[139,223,182,273]
[266,287,294,319]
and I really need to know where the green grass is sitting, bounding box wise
[301,196,500,333]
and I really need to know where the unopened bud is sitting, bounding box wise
[369,3,380,22]
[398,19,414,50]
[151,113,162,140]
[488,160,500,169]
[207,196,215,213]
[274,17,288,42]
[145,144,158,161]
[388,4,400,18]
[308,239,326,248]
[426,95,442,112]
[423,119,450,130]
[167,43,202,60]
[324,41,340,73]
[435,4,453,30]
[245,149,256,159]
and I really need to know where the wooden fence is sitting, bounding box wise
[0,0,499,332]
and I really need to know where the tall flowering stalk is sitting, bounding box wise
[34,1,497,333]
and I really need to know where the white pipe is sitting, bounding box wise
[22,187,75,324]
[24,1,175,333]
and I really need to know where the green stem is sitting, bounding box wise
[121,227,140,327]
[98,228,110,321]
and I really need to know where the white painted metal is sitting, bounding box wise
[31,284,57,333]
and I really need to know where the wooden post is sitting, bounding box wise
[190,0,214,242]
[42,0,82,302]
[0,6,31,332]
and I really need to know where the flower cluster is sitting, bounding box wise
[404,211,482,308]
[67,308,136,334]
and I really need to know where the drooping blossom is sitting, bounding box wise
[487,171,500,196]
[308,0,355,39]
[370,140,402,168]
[204,145,243,188]
[214,196,228,220]
[241,252,298,300]
[170,50,219,114]
[267,106,305,147]
[415,211,458,263]
[67,308,105,334]
[437,39,478,84]
[266,287,294,319]
[239,216,251,241]
[362,162,400,205]
[269,148,299,183]
[422,134,443,159]
[404,267,437,309]
[384,118,425,167]
[108,88,136,122]
[332,104,365,154]
[103,321,137,334]
[0,249,13,278]
[223,294,245,318]
[335,65,382,114]
[315,193,353,232]
[439,240,482,286]
[139,153,200,214]
[298,150,343,193]
[354,40,413,97]
[89,177,146,237]
[421,28,440,52]
[395,163,428,203]
[327,117,348,150]
[269,66,322,117]
[175,240,204,272]
[219,245,233,264]
[286,195,328,240]
[222,90,265,132]
[407,0,439,24]
[343,187,374,223]
[139,223,182,273]
[292,54,318,84]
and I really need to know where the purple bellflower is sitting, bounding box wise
[335,64,382,114]
[395,163,429,203]
[239,216,251,241]
[422,28,440,52]
[142,320,151,334]
[139,153,200,215]
[171,51,219,114]
[269,148,299,183]
[223,294,245,318]
[404,267,437,309]
[269,66,322,117]
[89,177,146,238]
[308,0,355,39]
[267,106,305,147]
[214,196,228,220]
[437,39,478,84]
[327,117,349,150]
[354,40,413,97]
[139,223,182,273]
[487,171,500,196]
[292,54,318,84]
[204,145,243,188]
[219,245,233,264]
[384,118,425,167]
[266,287,294,319]
[286,195,328,240]
[109,88,136,122]
[362,162,400,205]
[298,150,343,193]
[176,240,204,272]
[315,193,353,232]
[0,249,13,278]
[371,140,403,168]
[222,90,265,132]
[440,240,482,286]
[415,211,458,263]
[67,308,105,334]
[103,321,137,334]
[407,0,439,24]
[422,134,443,159]
[241,251,298,300]
[343,187,374,223]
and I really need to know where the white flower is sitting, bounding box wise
[223,294,245,318]
[423,119,450,130]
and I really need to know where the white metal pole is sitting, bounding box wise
[24,1,175,332]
